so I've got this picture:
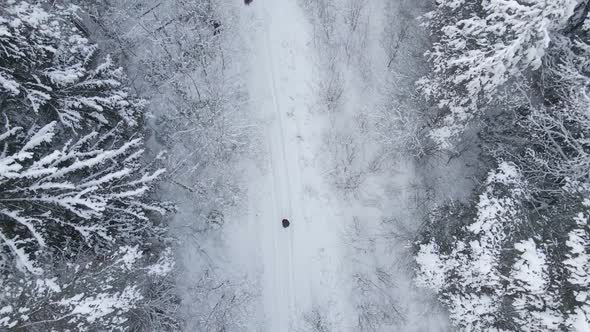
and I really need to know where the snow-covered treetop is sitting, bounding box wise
[0,116,165,275]
[420,0,583,148]
[0,244,176,331]
[0,2,177,330]
[0,1,144,129]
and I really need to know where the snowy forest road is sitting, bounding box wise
[258,0,302,329]
[241,0,352,330]
[243,0,311,330]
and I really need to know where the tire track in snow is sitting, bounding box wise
[260,0,320,329]
[243,0,323,329]
[261,11,300,330]
[261,1,296,329]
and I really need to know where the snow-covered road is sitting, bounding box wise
[240,0,352,330]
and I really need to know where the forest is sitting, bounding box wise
[0,0,589,331]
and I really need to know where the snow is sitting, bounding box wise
[212,1,454,330]
[512,239,547,294]
[78,169,130,188]
[0,306,13,315]
[415,242,446,291]
[146,247,174,277]
[0,231,42,275]
[21,122,56,152]
[57,286,142,323]
[0,72,20,95]
[35,278,61,294]
[236,0,352,329]
[570,309,590,332]
[488,161,520,185]
[117,245,142,270]
[46,137,141,180]
[0,317,17,329]
[45,65,85,87]
[0,209,45,248]
[8,2,51,27]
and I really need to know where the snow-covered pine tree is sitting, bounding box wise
[0,1,178,330]
[0,244,178,331]
[419,0,582,148]
[416,2,590,330]
[416,162,528,331]
[0,1,143,129]
[415,162,590,331]
[0,119,165,274]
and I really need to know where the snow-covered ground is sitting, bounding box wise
[231,0,354,330]
[221,0,449,330]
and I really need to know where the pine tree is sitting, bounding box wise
[0,119,165,274]
[420,0,581,148]
[416,163,526,330]
[1,1,144,129]
[415,163,590,331]
[416,2,590,330]
[0,1,178,330]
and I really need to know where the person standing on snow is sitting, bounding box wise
[282,219,290,228]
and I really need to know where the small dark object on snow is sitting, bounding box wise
[282,219,290,228]
[245,0,253,5]
[211,20,221,36]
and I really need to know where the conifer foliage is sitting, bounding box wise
[0,1,143,128]
[415,1,590,331]
[419,0,582,147]
[0,1,177,330]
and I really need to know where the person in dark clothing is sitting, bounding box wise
[282,219,290,228]
[245,0,253,5]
